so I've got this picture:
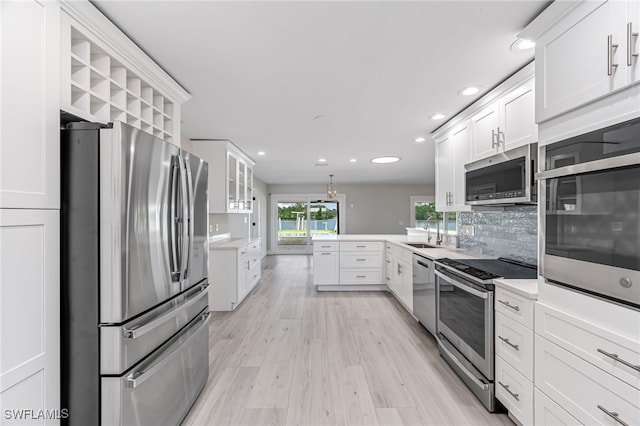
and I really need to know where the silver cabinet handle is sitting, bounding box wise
[497,299,520,311]
[628,22,639,66]
[597,348,640,372]
[320,245,332,248]
[491,129,498,149]
[247,260,251,270]
[498,381,520,401]
[597,405,629,426]
[321,252,332,256]
[356,245,366,248]
[356,275,366,278]
[356,258,367,261]
[608,34,619,76]
[498,335,520,351]
[497,126,505,146]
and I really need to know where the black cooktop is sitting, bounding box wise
[437,257,538,281]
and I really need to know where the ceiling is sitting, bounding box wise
[94,0,549,185]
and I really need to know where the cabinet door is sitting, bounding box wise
[0,1,59,209]
[0,209,60,421]
[313,251,339,285]
[400,259,413,312]
[501,77,537,151]
[246,166,253,212]
[434,135,452,212]
[536,0,627,122]
[227,153,238,212]
[237,254,249,301]
[238,161,246,211]
[450,123,471,210]
[470,103,500,160]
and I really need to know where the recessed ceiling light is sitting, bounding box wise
[317,158,327,162]
[349,158,357,163]
[510,38,535,52]
[458,86,482,96]
[430,113,445,120]
[415,137,426,143]
[257,151,266,156]
[371,156,401,164]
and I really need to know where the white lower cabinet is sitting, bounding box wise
[312,251,339,285]
[494,286,535,426]
[535,335,640,426]
[534,388,581,426]
[387,245,413,312]
[313,240,384,289]
[0,209,60,424]
[209,239,262,311]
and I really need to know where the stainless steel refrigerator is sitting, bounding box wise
[61,122,209,425]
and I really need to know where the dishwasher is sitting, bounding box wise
[412,254,436,337]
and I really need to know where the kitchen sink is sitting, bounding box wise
[405,242,443,249]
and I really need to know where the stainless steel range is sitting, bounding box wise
[435,257,537,411]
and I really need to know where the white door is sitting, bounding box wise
[0,1,60,209]
[501,77,537,152]
[470,103,500,160]
[536,0,627,122]
[0,209,60,423]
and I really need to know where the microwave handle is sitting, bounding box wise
[536,152,640,180]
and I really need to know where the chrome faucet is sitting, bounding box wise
[425,215,443,245]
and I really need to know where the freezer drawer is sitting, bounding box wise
[100,283,209,374]
[101,308,210,426]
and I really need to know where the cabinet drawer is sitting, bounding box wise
[340,252,382,268]
[496,311,534,380]
[384,257,392,279]
[495,356,533,426]
[247,263,261,289]
[340,241,383,252]
[314,241,339,252]
[534,388,581,426]
[247,239,262,254]
[535,335,640,426]
[339,268,382,285]
[495,287,533,327]
[536,302,640,389]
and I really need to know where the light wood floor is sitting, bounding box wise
[183,255,514,426]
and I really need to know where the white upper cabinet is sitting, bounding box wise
[59,1,190,145]
[0,0,60,209]
[434,121,472,212]
[190,140,255,214]
[532,0,637,123]
[470,76,537,162]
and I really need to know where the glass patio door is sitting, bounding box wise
[275,198,339,254]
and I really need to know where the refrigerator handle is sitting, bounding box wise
[178,156,190,282]
[168,157,180,282]
[183,158,195,280]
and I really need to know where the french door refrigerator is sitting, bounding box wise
[61,122,209,425]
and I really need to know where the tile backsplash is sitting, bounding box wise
[457,205,538,265]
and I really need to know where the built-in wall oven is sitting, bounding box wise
[435,257,537,412]
[538,116,640,310]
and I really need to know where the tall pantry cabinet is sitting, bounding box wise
[1,1,61,423]
[1,1,190,423]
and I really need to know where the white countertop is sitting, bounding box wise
[313,234,539,295]
[209,237,261,250]
[493,278,539,299]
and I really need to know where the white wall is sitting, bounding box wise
[266,183,435,250]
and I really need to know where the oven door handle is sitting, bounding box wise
[435,270,489,299]
[536,152,640,180]
[438,335,489,391]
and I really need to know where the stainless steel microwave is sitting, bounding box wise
[464,144,537,206]
[537,116,640,310]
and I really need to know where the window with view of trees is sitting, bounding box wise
[412,197,456,235]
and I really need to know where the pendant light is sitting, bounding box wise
[327,174,337,199]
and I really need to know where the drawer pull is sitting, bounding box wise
[321,253,332,256]
[321,245,332,248]
[386,260,391,264]
[356,275,366,278]
[356,258,367,261]
[597,405,629,426]
[497,299,520,312]
[498,381,520,401]
[497,335,520,351]
[356,245,367,248]
[597,348,640,372]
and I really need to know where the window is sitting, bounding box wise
[410,196,456,235]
